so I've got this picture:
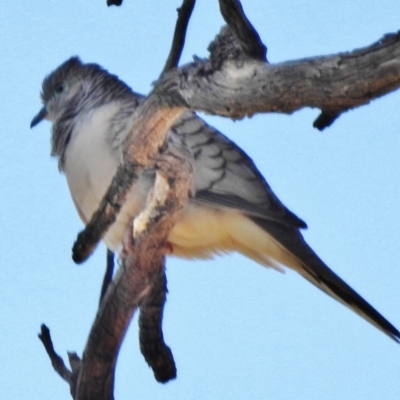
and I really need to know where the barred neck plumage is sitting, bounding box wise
[46,57,142,170]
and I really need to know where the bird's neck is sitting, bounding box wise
[52,89,142,171]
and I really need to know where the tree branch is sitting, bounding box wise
[218,0,267,61]
[139,266,176,383]
[161,0,196,75]
[106,0,122,6]
[99,250,115,305]
[156,28,400,128]
[75,144,193,399]
[38,324,73,384]
[313,111,340,131]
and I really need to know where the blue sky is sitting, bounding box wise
[1,1,400,399]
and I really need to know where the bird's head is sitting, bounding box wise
[31,57,135,131]
[30,57,86,128]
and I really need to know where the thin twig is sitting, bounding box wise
[106,0,122,6]
[99,250,115,305]
[38,324,72,384]
[161,0,196,75]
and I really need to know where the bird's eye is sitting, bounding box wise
[55,83,65,94]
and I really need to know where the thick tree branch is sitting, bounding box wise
[75,147,193,399]
[156,28,400,127]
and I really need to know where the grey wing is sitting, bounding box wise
[171,112,400,341]
[171,111,306,229]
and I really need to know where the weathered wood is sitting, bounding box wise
[156,28,400,125]
[138,265,177,383]
[161,0,196,75]
[99,250,115,305]
[38,325,73,384]
[75,148,193,400]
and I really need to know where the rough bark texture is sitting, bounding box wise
[75,147,193,400]
[138,267,177,383]
[155,28,400,125]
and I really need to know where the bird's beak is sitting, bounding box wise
[30,106,48,128]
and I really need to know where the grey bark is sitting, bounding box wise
[155,28,400,127]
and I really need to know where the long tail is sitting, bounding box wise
[248,216,400,342]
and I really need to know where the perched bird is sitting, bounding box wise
[31,56,399,342]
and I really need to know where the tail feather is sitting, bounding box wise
[250,216,400,342]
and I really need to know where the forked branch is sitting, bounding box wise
[156,28,400,129]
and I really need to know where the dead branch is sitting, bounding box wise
[138,266,177,382]
[106,0,122,6]
[42,4,194,397]
[105,1,399,130]
[74,146,193,399]
[156,28,400,129]
[218,0,267,61]
[99,250,115,305]
[38,325,73,384]
[161,0,196,75]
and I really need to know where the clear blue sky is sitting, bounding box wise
[1,1,400,399]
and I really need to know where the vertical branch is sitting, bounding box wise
[99,250,115,305]
[75,148,193,399]
[139,265,177,383]
[161,0,196,75]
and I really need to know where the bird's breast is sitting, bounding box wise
[63,104,151,252]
